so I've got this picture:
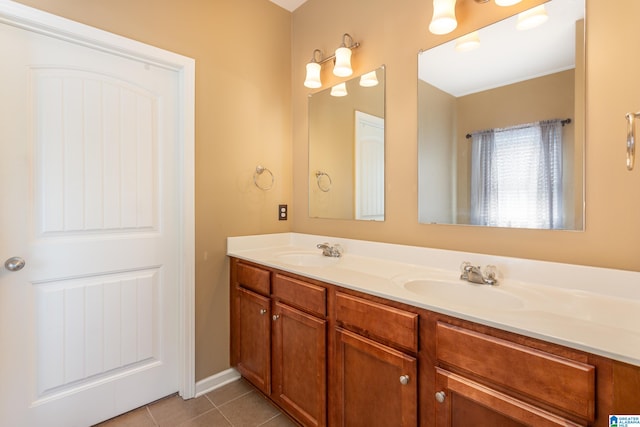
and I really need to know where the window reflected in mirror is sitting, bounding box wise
[309,66,385,221]
[417,0,584,230]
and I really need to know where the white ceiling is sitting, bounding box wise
[419,0,585,97]
[269,0,307,12]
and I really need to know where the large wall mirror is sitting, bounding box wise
[309,66,385,221]
[418,0,584,230]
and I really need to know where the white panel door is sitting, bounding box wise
[354,111,385,221]
[0,12,183,427]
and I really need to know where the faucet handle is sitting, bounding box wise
[482,265,498,285]
[483,265,497,279]
[332,244,343,257]
[460,261,472,273]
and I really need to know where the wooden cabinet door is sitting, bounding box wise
[334,328,417,427]
[272,301,327,427]
[234,286,271,395]
[434,368,586,427]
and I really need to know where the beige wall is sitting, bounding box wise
[13,0,293,381]
[292,0,640,273]
[418,80,456,224]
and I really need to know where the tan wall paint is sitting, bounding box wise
[13,0,293,381]
[292,0,640,272]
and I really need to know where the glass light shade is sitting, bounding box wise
[359,71,379,87]
[304,61,322,88]
[333,47,353,77]
[429,0,457,35]
[455,31,480,52]
[516,5,548,30]
[330,82,348,97]
[495,0,521,6]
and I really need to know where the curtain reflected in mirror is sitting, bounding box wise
[417,0,584,230]
[309,66,385,221]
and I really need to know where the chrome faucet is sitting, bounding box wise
[316,242,343,258]
[460,262,498,286]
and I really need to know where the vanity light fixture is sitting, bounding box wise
[359,70,379,87]
[303,33,360,88]
[429,0,457,35]
[516,4,548,30]
[455,31,480,52]
[330,82,348,97]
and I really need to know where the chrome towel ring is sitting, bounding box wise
[626,112,639,171]
[254,165,274,190]
[315,171,332,192]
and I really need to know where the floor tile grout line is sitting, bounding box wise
[257,413,282,426]
[212,388,256,409]
[145,405,160,426]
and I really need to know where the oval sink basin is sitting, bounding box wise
[275,252,340,267]
[401,279,525,310]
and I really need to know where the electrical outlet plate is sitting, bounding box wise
[278,204,287,220]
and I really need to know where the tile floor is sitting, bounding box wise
[95,378,299,427]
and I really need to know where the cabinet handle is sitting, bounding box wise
[272,314,280,321]
[259,309,267,315]
[399,375,410,385]
[435,391,446,403]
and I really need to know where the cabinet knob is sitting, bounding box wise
[259,309,267,315]
[399,375,410,385]
[272,314,280,321]
[435,391,446,403]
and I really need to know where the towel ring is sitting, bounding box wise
[315,171,332,192]
[254,165,274,190]
[626,112,639,171]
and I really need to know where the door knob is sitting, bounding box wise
[259,309,267,315]
[435,391,446,403]
[399,375,410,385]
[272,314,280,321]
[4,257,25,272]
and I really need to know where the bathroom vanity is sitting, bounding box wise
[228,233,640,427]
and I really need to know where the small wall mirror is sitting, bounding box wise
[309,66,385,221]
[418,0,584,230]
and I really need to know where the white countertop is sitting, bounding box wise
[227,232,640,367]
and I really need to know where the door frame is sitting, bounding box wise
[0,0,196,399]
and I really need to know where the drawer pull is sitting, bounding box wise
[272,314,280,321]
[259,309,267,315]
[399,375,410,385]
[435,391,446,403]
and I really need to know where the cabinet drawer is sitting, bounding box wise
[273,274,326,317]
[237,262,270,296]
[335,292,418,353]
[436,322,595,421]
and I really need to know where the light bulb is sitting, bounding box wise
[429,0,457,35]
[333,47,353,77]
[455,31,480,52]
[304,61,322,88]
[516,5,548,31]
[359,71,379,87]
[330,82,348,97]
[495,0,521,6]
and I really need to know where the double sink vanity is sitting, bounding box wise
[228,233,640,427]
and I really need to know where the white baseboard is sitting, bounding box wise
[194,368,241,397]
